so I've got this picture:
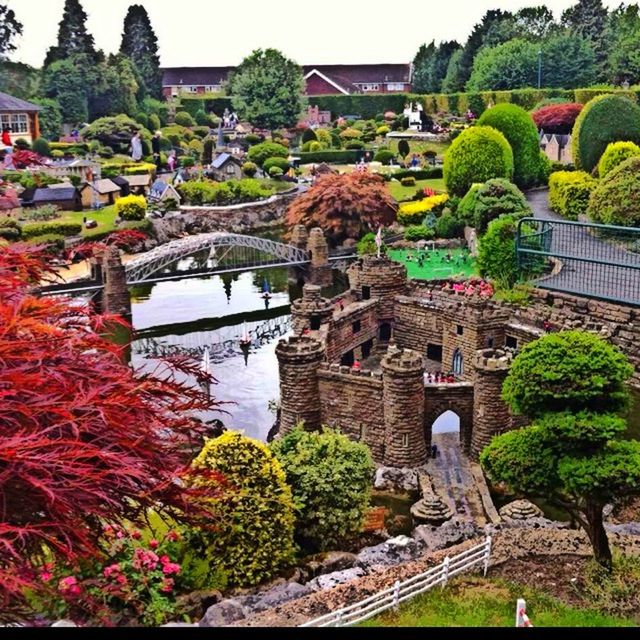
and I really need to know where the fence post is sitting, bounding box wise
[515,598,534,627]
[484,535,492,577]
[441,556,450,589]
[336,610,343,628]
[393,580,401,610]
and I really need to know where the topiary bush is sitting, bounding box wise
[32,138,51,157]
[247,141,289,167]
[532,103,583,135]
[588,156,640,226]
[271,427,373,552]
[174,111,196,128]
[21,221,82,240]
[548,170,597,220]
[400,176,416,187]
[263,157,290,173]
[572,94,640,172]
[301,128,317,144]
[457,183,483,226]
[478,104,545,189]
[597,141,640,179]
[405,225,435,241]
[373,149,395,165]
[0,217,22,241]
[470,178,531,235]
[242,161,258,177]
[115,195,147,221]
[149,113,161,132]
[269,166,284,178]
[502,330,633,419]
[444,126,514,197]
[186,432,295,586]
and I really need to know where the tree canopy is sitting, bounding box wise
[0,4,22,58]
[44,0,96,67]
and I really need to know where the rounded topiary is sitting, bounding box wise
[187,432,295,587]
[457,183,483,226]
[247,141,288,166]
[572,94,640,173]
[469,178,531,235]
[597,141,640,178]
[588,156,640,226]
[502,330,633,419]
[301,128,317,144]
[115,195,147,221]
[269,166,284,178]
[32,137,51,157]
[263,156,290,173]
[242,161,258,177]
[444,126,514,197]
[374,149,395,165]
[478,104,544,189]
[271,427,374,552]
[174,111,196,128]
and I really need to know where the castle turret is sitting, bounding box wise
[381,348,427,467]
[100,246,131,320]
[276,336,325,434]
[291,284,334,335]
[290,224,309,250]
[471,348,513,459]
[307,228,332,287]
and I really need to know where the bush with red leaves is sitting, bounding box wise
[0,244,224,621]
[11,149,47,169]
[532,103,583,135]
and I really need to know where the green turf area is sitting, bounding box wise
[387,178,446,202]
[360,577,635,627]
[388,248,477,281]
[386,138,450,158]
[60,206,118,238]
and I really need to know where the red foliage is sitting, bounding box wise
[67,229,148,261]
[285,172,397,245]
[11,150,47,169]
[0,244,224,619]
[0,181,20,211]
[532,103,583,135]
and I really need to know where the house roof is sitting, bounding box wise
[123,174,152,187]
[32,187,78,203]
[151,179,169,193]
[211,152,242,169]
[162,66,234,86]
[84,178,121,194]
[111,176,130,188]
[0,91,42,113]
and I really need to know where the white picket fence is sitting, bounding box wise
[300,536,492,627]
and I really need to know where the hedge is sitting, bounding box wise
[548,171,597,220]
[390,167,443,181]
[597,141,640,179]
[21,221,83,240]
[397,194,449,225]
[179,97,234,118]
[310,93,419,119]
[297,149,359,164]
[588,156,640,226]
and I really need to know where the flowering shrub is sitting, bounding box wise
[445,277,494,297]
[11,150,47,169]
[115,195,147,221]
[398,194,449,225]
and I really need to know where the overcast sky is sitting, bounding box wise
[6,0,624,68]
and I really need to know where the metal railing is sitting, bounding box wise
[516,217,640,306]
[299,536,492,628]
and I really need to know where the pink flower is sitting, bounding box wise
[149,539,159,549]
[40,571,53,583]
[166,531,180,542]
[115,574,128,586]
[160,555,171,565]
[116,530,124,539]
[58,576,81,597]
[132,547,159,571]
[162,562,181,576]
[103,563,122,579]
[160,578,174,593]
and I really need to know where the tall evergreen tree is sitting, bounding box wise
[44,0,96,67]
[0,4,22,58]
[411,41,436,93]
[606,3,640,84]
[120,4,162,99]
[561,0,609,81]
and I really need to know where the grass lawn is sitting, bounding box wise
[388,248,477,281]
[386,138,451,158]
[360,577,635,627]
[387,178,446,202]
[60,206,118,239]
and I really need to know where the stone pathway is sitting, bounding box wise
[526,189,640,304]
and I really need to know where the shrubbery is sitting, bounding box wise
[178,179,274,206]
[186,432,295,586]
[373,149,395,165]
[263,157,291,173]
[548,171,596,220]
[271,427,373,552]
[400,176,416,186]
[115,195,147,221]
[572,94,640,172]
[478,104,544,189]
[588,156,640,226]
[532,103,583,135]
[469,178,531,234]
[301,128,317,144]
[397,194,449,225]
[247,142,289,167]
[405,225,436,241]
[174,111,196,128]
[21,221,83,240]
[444,126,514,196]
[242,161,258,177]
[435,212,464,239]
[597,141,640,179]
[457,183,483,226]
[356,231,387,255]
[0,217,21,241]
[32,138,51,157]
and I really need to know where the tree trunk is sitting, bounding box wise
[584,500,612,570]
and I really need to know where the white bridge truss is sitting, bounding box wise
[125,233,310,283]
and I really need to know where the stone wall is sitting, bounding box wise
[394,297,443,355]
[424,383,475,454]
[325,299,379,363]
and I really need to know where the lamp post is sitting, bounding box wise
[537,50,542,90]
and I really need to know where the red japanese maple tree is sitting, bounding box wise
[286,172,397,245]
[0,244,223,619]
[532,103,583,135]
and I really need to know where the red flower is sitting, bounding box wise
[162,562,180,576]
[166,531,180,542]
[58,576,81,597]
[149,539,159,549]
[40,571,53,583]
[159,555,170,565]
[130,530,142,540]
[103,563,122,579]
[160,578,174,593]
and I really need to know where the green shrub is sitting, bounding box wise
[135,112,149,128]
[597,141,640,179]
[271,427,373,552]
[0,216,21,240]
[548,171,596,220]
[177,179,274,206]
[188,139,204,156]
[115,195,147,221]
[263,157,291,173]
[345,140,365,150]
[191,126,210,139]
[32,138,51,157]
[339,127,363,140]
[245,133,262,145]
[301,128,317,144]
[309,141,322,152]
[247,142,289,167]
[269,166,284,178]
[457,183,483,226]
[19,204,60,222]
[469,179,531,234]
[187,432,295,586]
[180,157,195,168]
[435,212,464,239]
[21,221,82,240]
[374,149,396,165]
[149,113,161,132]
[51,150,64,159]
[588,156,640,226]
[13,138,30,150]
[174,111,196,128]
[405,225,436,241]
[401,176,416,187]
[572,94,640,172]
[242,161,258,177]
[377,125,390,136]
[391,168,443,181]
[194,109,211,126]
[202,138,214,165]
[297,150,359,164]
[478,104,544,189]
[356,232,387,256]
[444,126,514,197]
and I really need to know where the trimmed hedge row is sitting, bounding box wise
[548,171,597,220]
[21,221,83,240]
[310,93,419,119]
[297,150,360,164]
[179,97,234,118]
[390,167,443,181]
[588,156,640,227]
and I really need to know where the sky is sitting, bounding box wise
[6,0,624,68]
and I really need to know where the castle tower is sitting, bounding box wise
[381,349,427,467]
[471,348,513,460]
[101,246,131,321]
[290,225,309,250]
[291,284,334,335]
[307,228,332,287]
[276,336,325,434]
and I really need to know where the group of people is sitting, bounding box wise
[405,249,470,269]
[1,127,15,169]
[130,131,177,172]
[425,371,456,384]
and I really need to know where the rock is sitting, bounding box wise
[51,620,77,627]
[499,500,543,520]
[199,599,247,627]
[255,576,287,594]
[606,522,640,536]
[498,517,570,530]
[174,589,223,620]
[355,535,420,571]
[387,515,412,537]
[307,568,367,591]
[413,518,480,552]
[242,582,313,613]
[305,551,357,575]
[410,473,454,525]
[374,466,426,493]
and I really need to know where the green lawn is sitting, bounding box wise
[360,577,635,627]
[387,178,446,202]
[386,138,451,158]
[388,248,477,281]
[60,206,118,238]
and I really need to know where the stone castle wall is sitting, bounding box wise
[325,299,379,363]
[424,383,475,454]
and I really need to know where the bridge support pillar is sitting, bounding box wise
[307,228,332,288]
[101,247,131,321]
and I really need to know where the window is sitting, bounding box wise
[352,320,361,335]
[452,348,463,376]
[486,336,495,348]
[379,323,392,342]
[362,285,371,300]
[205,85,221,93]
[427,344,443,362]
[387,83,405,91]
[361,83,380,92]
[1,114,28,134]
[456,325,464,336]
[310,315,321,330]
[506,335,518,350]
[225,163,236,175]
[401,433,409,447]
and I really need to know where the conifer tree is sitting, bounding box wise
[44,0,96,67]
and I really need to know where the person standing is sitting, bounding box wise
[151,131,162,170]
[2,127,12,148]
[130,132,143,162]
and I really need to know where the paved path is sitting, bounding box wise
[525,189,640,304]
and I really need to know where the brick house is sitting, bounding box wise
[0,91,41,145]
[162,63,413,98]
